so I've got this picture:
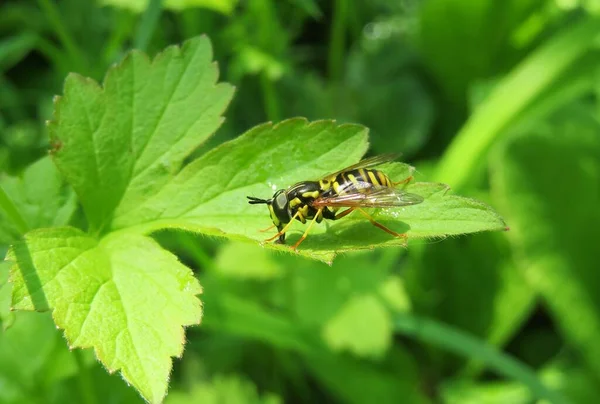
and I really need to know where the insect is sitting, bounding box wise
[247,153,424,250]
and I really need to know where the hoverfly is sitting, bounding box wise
[247,153,424,250]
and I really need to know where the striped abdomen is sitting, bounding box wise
[333,168,392,195]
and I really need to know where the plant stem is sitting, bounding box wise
[328,0,348,82]
[35,37,70,74]
[434,17,600,190]
[103,9,135,65]
[36,0,86,72]
[260,72,281,122]
[0,185,29,234]
[134,0,163,51]
[74,350,96,404]
[394,314,568,404]
[175,232,216,272]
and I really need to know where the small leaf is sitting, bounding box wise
[322,294,392,358]
[0,156,76,243]
[7,227,203,403]
[49,36,233,233]
[112,118,505,263]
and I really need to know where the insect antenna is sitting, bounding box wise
[247,196,271,205]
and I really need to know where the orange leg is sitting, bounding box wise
[259,224,276,232]
[334,207,355,220]
[356,208,407,242]
[393,175,413,187]
[264,211,301,242]
[291,208,323,250]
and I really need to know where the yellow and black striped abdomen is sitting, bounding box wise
[333,168,392,195]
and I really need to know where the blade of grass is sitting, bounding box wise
[0,184,29,234]
[394,314,568,404]
[328,0,348,82]
[36,0,86,72]
[434,17,600,190]
[134,0,163,51]
[260,72,281,122]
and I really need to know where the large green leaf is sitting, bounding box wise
[49,36,233,233]
[109,118,505,263]
[491,108,600,378]
[7,227,203,403]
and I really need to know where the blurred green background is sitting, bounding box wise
[1,0,600,403]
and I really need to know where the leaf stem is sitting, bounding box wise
[0,184,29,234]
[434,17,600,190]
[134,0,163,51]
[36,0,86,72]
[393,314,568,404]
[328,0,348,82]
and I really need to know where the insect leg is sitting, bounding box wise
[258,224,276,232]
[291,208,323,250]
[334,208,355,220]
[264,211,301,242]
[356,208,407,242]
[392,175,413,187]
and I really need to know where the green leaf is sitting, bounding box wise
[112,118,505,263]
[49,36,233,233]
[0,156,76,243]
[491,108,600,380]
[100,0,239,14]
[7,227,203,403]
[322,294,392,358]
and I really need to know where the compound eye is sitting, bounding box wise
[275,192,287,209]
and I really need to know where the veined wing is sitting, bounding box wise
[320,153,400,181]
[312,184,423,208]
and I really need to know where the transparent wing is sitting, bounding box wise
[320,153,400,180]
[312,183,424,208]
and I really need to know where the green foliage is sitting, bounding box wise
[8,227,203,402]
[2,0,599,403]
[0,312,94,403]
[49,36,233,234]
[102,0,239,14]
[118,118,502,262]
[166,374,281,404]
[2,32,503,401]
[492,106,600,379]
